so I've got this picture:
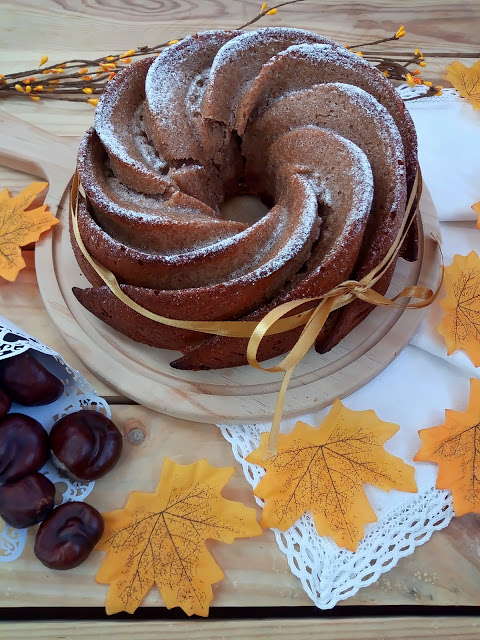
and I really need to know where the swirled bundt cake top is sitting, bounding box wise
[72,26,417,369]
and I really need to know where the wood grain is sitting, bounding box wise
[0,0,478,141]
[0,617,480,640]
[2,0,479,52]
[0,0,480,633]
[33,164,440,423]
[0,404,308,609]
[0,251,115,396]
[2,404,480,610]
[0,0,478,102]
[0,112,77,207]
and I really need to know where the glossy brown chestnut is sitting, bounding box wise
[0,472,55,528]
[0,413,49,483]
[0,388,11,418]
[0,352,64,406]
[34,501,104,570]
[50,410,123,482]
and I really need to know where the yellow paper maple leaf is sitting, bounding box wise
[445,60,480,110]
[473,201,480,228]
[415,378,480,516]
[247,400,417,551]
[95,458,262,616]
[437,251,480,366]
[0,182,58,281]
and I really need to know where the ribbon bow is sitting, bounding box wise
[70,171,441,455]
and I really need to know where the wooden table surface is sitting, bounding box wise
[1,1,480,638]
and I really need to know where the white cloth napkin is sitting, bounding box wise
[218,87,480,608]
[408,90,480,222]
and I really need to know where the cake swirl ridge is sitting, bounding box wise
[71,26,417,369]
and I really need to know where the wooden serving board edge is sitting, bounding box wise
[34,181,441,424]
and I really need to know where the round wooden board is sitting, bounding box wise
[34,181,441,425]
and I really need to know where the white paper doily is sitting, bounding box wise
[219,421,454,609]
[0,317,110,563]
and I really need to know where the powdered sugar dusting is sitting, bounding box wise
[146,30,238,112]
[133,105,167,172]
[94,59,167,178]
[331,81,406,208]
[75,27,414,356]
[313,133,373,220]
[144,30,240,159]
[94,87,138,169]
[282,42,385,85]
[209,27,335,74]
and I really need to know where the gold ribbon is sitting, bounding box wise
[70,170,441,455]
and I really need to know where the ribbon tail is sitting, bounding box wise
[263,298,337,455]
[266,368,293,457]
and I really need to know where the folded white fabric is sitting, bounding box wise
[218,87,480,608]
[407,88,480,222]
[411,222,480,378]
[409,88,480,376]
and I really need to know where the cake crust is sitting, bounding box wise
[71,27,417,370]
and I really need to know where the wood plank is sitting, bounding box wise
[0,0,478,106]
[2,404,479,609]
[0,166,40,193]
[2,0,479,55]
[1,404,309,609]
[0,617,479,639]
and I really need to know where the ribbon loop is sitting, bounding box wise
[70,170,441,456]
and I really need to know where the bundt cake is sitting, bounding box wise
[71,26,418,370]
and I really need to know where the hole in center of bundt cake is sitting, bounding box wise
[220,195,269,226]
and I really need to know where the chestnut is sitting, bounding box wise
[0,352,64,406]
[0,413,49,483]
[34,501,104,570]
[0,388,11,418]
[50,410,122,482]
[0,472,55,528]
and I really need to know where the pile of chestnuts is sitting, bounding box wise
[0,351,123,570]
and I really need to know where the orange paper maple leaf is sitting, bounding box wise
[0,182,58,281]
[247,400,417,551]
[445,60,480,110]
[473,201,480,228]
[437,251,480,366]
[95,458,262,616]
[415,378,480,516]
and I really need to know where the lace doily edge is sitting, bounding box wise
[218,424,454,609]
